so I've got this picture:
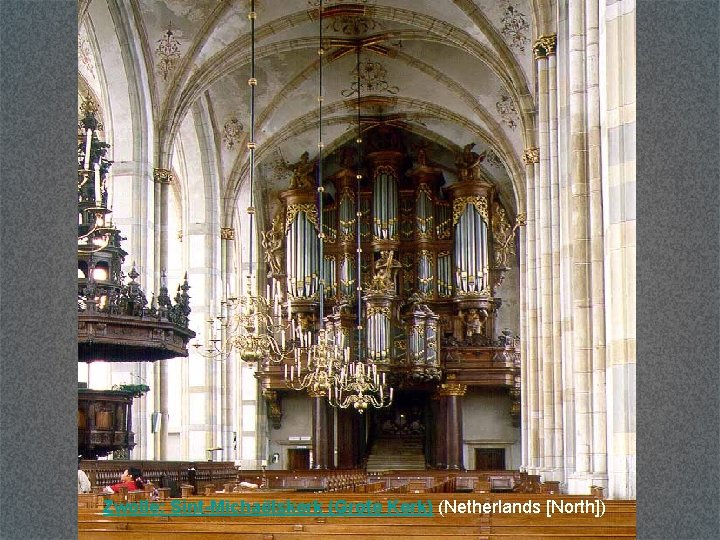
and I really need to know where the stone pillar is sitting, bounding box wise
[567,0,595,493]
[547,38,565,479]
[310,390,332,469]
[534,35,556,477]
[220,231,235,460]
[521,147,540,472]
[153,167,171,459]
[534,33,564,482]
[601,0,635,499]
[438,383,467,470]
[585,0,608,489]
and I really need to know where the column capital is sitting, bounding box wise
[307,389,327,398]
[523,147,540,164]
[220,227,235,240]
[438,383,467,397]
[153,168,173,184]
[533,34,557,59]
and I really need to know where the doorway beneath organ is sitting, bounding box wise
[365,391,429,471]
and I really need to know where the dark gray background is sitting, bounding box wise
[637,1,720,539]
[0,1,78,539]
[1,1,719,539]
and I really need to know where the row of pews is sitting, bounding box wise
[79,468,635,539]
[79,492,635,539]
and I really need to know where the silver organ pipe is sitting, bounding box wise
[454,202,490,295]
[372,167,398,240]
[286,216,295,297]
[285,210,320,300]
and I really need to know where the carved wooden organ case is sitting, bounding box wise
[261,129,521,423]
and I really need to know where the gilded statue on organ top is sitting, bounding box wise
[288,151,315,189]
[456,142,487,182]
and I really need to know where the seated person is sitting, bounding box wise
[103,467,144,494]
[78,456,91,494]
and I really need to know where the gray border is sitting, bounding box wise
[0,1,78,539]
[637,1,720,539]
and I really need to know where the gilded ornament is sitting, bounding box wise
[532,33,557,59]
[438,383,467,396]
[492,202,514,268]
[456,142,486,182]
[522,147,540,164]
[288,151,315,189]
[80,94,99,117]
[153,168,173,184]
[285,203,319,233]
[220,227,235,240]
[366,306,391,318]
[368,250,401,294]
[452,196,488,225]
[260,212,284,277]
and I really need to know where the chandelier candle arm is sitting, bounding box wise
[84,128,92,170]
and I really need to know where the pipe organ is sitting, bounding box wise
[261,129,523,462]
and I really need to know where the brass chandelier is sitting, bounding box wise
[281,0,393,413]
[194,1,394,414]
[192,0,294,366]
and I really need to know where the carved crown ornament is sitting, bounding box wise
[533,33,557,59]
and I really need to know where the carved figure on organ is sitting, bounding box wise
[416,147,428,167]
[288,151,315,189]
[261,213,284,277]
[456,142,486,182]
[338,147,356,171]
[370,250,402,294]
[295,312,315,333]
[462,308,487,337]
[492,203,514,268]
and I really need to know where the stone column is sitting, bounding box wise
[585,0,608,489]
[534,33,565,482]
[547,37,565,479]
[438,383,467,470]
[521,147,540,472]
[310,390,332,469]
[534,35,556,477]
[152,168,171,459]
[600,0,635,499]
[567,0,594,493]
[219,229,235,460]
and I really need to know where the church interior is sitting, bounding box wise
[75,0,636,534]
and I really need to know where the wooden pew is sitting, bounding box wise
[79,492,636,540]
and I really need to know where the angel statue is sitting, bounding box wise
[260,213,284,277]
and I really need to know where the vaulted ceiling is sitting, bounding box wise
[80,0,547,221]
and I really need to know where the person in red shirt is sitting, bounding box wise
[103,467,144,494]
